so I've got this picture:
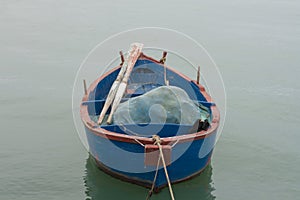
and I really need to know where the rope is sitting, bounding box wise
[152,135,175,200]
[171,140,179,148]
[146,154,161,200]
[134,138,145,147]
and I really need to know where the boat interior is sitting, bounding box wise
[82,58,215,137]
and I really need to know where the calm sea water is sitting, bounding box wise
[1,0,299,199]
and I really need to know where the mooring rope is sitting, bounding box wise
[152,135,175,200]
[134,138,145,147]
[146,154,161,200]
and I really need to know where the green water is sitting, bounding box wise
[1,0,300,199]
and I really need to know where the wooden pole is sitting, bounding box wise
[83,79,87,95]
[160,51,169,86]
[119,51,125,65]
[106,43,143,124]
[97,51,129,124]
[197,66,200,84]
[159,51,167,64]
[164,64,169,86]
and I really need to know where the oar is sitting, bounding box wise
[106,43,144,124]
[97,52,128,125]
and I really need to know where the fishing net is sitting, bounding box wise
[113,86,210,125]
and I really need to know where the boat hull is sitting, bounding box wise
[85,126,217,191]
[80,53,220,191]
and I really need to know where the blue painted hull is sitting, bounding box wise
[85,127,217,190]
[81,53,220,190]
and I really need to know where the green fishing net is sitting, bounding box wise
[113,86,210,125]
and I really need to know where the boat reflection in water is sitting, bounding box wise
[84,155,216,200]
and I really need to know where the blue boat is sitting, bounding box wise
[80,49,220,193]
